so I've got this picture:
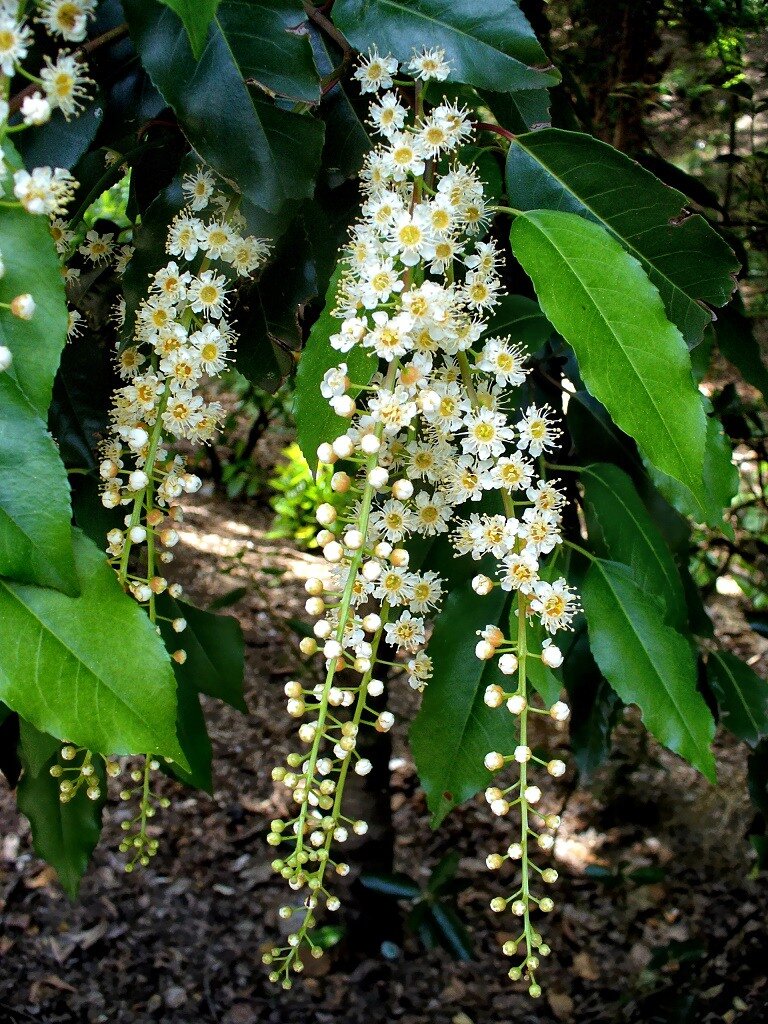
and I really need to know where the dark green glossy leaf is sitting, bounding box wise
[511,210,709,505]
[310,27,372,186]
[482,294,552,354]
[506,129,738,346]
[332,0,559,93]
[582,559,716,781]
[430,902,473,961]
[564,631,621,780]
[567,390,636,469]
[581,463,687,630]
[15,98,103,171]
[17,719,105,898]
[295,265,378,469]
[0,531,185,765]
[0,377,78,594]
[360,871,421,899]
[410,582,513,826]
[170,681,213,792]
[707,651,768,747]
[157,0,220,59]
[156,595,246,712]
[715,302,768,401]
[124,0,324,221]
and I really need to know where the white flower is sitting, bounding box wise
[383,131,427,181]
[38,0,96,42]
[516,404,562,457]
[14,167,76,216]
[0,14,31,75]
[41,52,93,118]
[412,490,450,535]
[408,47,451,81]
[384,610,426,652]
[182,168,215,211]
[168,213,204,261]
[388,208,435,266]
[364,310,414,361]
[368,93,407,137]
[321,363,348,400]
[188,270,228,319]
[353,46,398,93]
[477,337,528,388]
[21,92,51,126]
[409,571,443,613]
[530,578,580,633]
[369,498,413,543]
[490,452,534,492]
[499,550,539,594]
[462,407,514,460]
[78,229,114,263]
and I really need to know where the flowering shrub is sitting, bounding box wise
[0,0,764,1006]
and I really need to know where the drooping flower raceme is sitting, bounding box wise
[265,49,578,994]
[97,170,270,868]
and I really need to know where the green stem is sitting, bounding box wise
[117,390,169,587]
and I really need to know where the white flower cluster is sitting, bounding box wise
[97,167,269,868]
[0,0,98,373]
[266,48,577,991]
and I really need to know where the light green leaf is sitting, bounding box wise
[0,531,186,765]
[295,265,378,469]
[0,377,78,594]
[511,209,708,504]
[581,462,687,630]
[0,142,68,417]
[708,651,768,748]
[332,0,559,93]
[157,0,220,59]
[642,410,738,530]
[17,719,105,898]
[410,582,513,826]
[505,129,738,347]
[582,559,716,782]
[124,0,324,221]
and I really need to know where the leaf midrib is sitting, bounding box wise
[346,0,553,87]
[522,214,702,494]
[0,581,171,752]
[512,135,702,321]
[582,465,683,617]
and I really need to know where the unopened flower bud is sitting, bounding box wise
[475,640,494,661]
[391,479,413,500]
[11,294,35,320]
[472,574,493,595]
[550,701,570,722]
[542,642,563,668]
[316,503,337,526]
[499,653,518,676]
[368,466,388,489]
[332,435,354,458]
[484,751,504,771]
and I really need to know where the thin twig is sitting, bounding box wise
[9,23,129,115]
[302,1,353,95]
[475,121,517,142]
